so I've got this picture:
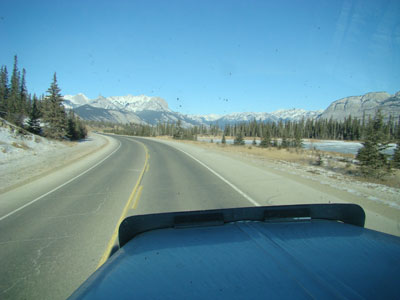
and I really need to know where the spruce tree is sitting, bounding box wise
[259,130,271,148]
[20,68,28,114]
[42,73,67,139]
[293,125,303,148]
[27,95,41,135]
[173,119,184,139]
[8,55,21,123]
[66,110,78,140]
[356,111,391,178]
[281,132,289,149]
[0,66,9,114]
[233,131,245,145]
[393,142,400,169]
[392,124,400,169]
[77,118,88,139]
[221,134,226,144]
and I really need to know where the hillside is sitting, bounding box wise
[319,91,400,121]
[64,90,400,126]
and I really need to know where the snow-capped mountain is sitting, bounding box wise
[184,114,222,124]
[64,94,197,125]
[63,91,399,126]
[63,93,90,109]
[107,95,170,112]
[62,93,322,126]
[213,112,278,125]
[270,108,323,121]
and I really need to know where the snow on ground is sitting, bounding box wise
[197,137,396,155]
[0,123,67,161]
[0,120,106,192]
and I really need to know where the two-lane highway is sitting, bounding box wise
[0,134,257,299]
[130,137,257,216]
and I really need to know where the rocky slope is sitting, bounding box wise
[319,91,400,121]
[64,90,400,126]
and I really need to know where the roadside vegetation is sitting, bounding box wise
[0,56,87,141]
[92,109,400,183]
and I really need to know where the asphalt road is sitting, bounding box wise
[0,135,256,299]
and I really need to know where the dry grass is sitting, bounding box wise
[11,141,30,150]
[160,136,400,188]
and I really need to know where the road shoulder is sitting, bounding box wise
[149,137,400,236]
[0,133,111,194]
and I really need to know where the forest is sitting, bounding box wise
[93,109,400,178]
[0,56,87,140]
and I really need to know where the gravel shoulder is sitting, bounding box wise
[151,137,400,236]
[0,133,109,194]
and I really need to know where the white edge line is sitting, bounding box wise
[172,145,261,207]
[0,140,122,222]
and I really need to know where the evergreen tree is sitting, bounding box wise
[356,111,391,178]
[42,73,67,139]
[233,131,245,145]
[66,110,78,140]
[173,119,184,139]
[392,124,400,169]
[77,118,88,139]
[393,142,400,169]
[259,130,271,148]
[272,138,278,147]
[221,134,226,144]
[280,132,289,149]
[0,66,9,114]
[293,125,303,148]
[252,137,257,146]
[20,68,28,114]
[8,55,21,123]
[27,94,41,134]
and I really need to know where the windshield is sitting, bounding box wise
[1,0,399,299]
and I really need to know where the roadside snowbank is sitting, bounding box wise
[0,121,107,192]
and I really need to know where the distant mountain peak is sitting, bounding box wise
[63,90,399,126]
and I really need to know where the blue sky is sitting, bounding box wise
[1,0,399,115]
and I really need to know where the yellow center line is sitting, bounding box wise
[96,139,149,269]
[132,185,143,209]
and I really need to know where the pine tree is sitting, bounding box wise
[252,137,257,146]
[42,73,67,139]
[27,95,41,134]
[356,111,391,178]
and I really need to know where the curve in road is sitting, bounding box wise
[0,134,259,300]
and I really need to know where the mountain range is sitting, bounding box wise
[63,91,400,126]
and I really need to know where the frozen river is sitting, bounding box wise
[197,138,396,155]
